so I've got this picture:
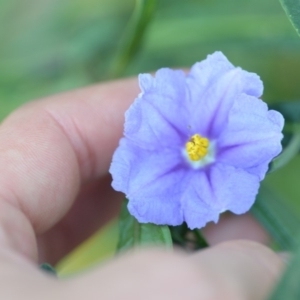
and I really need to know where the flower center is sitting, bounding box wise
[185,134,210,161]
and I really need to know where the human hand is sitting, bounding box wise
[0,78,284,299]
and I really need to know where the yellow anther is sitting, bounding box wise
[185,134,210,161]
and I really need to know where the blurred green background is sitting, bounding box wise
[2,0,300,272]
[3,0,300,118]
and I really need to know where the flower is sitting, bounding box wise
[109,52,284,229]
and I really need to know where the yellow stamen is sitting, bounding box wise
[185,134,210,161]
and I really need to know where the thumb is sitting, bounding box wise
[0,241,284,300]
[63,241,283,300]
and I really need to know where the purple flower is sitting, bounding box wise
[109,52,284,229]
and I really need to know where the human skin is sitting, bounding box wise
[0,77,284,299]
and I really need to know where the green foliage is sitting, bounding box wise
[269,101,300,173]
[39,263,57,276]
[0,0,133,119]
[269,130,300,173]
[55,220,118,277]
[272,101,300,124]
[279,0,300,36]
[265,102,300,216]
[251,185,300,250]
[170,223,208,250]
[269,237,300,299]
[117,199,172,252]
[268,101,300,173]
[108,0,157,77]
[2,0,300,120]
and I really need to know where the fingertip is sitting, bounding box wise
[202,213,271,246]
[193,240,284,300]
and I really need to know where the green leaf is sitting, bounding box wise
[267,102,300,170]
[192,229,209,250]
[170,223,209,250]
[170,223,189,247]
[251,185,300,250]
[279,0,300,36]
[108,0,157,78]
[40,263,57,276]
[269,129,300,172]
[271,101,300,124]
[269,237,300,299]
[55,219,118,277]
[117,199,172,252]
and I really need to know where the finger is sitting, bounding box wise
[202,212,271,246]
[0,78,139,261]
[37,175,123,264]
[39,209,270,264]
[189,240,283,299]
[61,240,284,300]
[0,241,283,300]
